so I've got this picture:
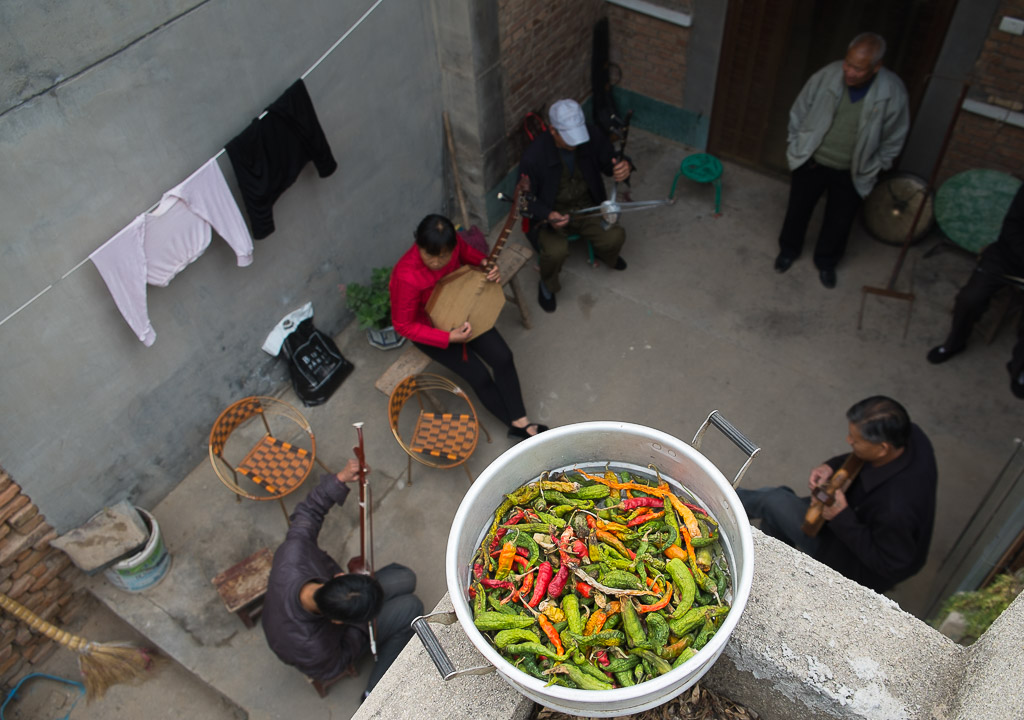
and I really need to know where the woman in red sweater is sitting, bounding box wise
[389,214,548,439]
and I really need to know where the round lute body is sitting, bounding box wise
[426,176,529,340]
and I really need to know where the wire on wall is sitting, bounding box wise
[0,0,387,330]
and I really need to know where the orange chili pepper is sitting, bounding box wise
[596,529,631,558]
[637,582,673,613]
[584,609,607,635]
[519,572,534,597]
[664,544,687,562]
[681,527,698,567]
[577,469,701,538]
[496,541,516,580]
[538,613,564,655]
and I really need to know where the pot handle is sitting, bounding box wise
[692,410,760,488]
[411,611,496,681]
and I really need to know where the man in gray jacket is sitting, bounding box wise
[774,33,910,288]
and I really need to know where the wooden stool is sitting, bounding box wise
[309,663,358,698]
[211,547,273,629]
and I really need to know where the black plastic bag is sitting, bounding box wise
[281,318,353,406]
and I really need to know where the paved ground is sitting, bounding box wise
[20,129,1023,718]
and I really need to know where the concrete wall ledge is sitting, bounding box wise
[354,529,1024,720]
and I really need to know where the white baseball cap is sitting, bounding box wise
[548,99,589,147]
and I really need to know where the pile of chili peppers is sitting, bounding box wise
[468,465,731,691]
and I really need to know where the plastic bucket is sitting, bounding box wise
[103,507,171,592]
[444,421,754,718]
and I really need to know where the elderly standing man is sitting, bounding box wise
[520,98,632,313]
[774,32,910,288]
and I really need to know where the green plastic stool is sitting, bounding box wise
[567,234,595,265]
[669,153,723,215]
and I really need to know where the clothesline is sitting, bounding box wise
[0,0,385,330]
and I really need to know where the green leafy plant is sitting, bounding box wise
[344,266,393,330]
[932,571,1023,644]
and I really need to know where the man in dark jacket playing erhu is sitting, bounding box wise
[262,458,422,700]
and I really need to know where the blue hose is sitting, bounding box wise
[1,672,85,720]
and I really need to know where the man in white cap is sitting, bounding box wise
[519,98,632,313]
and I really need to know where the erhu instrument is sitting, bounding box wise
[346,421,378,659]
[801,453,865,537]
[425,174,530,340]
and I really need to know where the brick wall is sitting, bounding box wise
[938,0,1024,183]
[0,466,85,689]
[607,4,689,108]
[497,0,607,166]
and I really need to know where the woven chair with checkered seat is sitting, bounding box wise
[209,396,331,524]
[387,373,491,485]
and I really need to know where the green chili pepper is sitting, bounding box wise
[494,628,541,648]
[601,570,645,591]
[564,629,626,648]
[547,663,613,691]
[663,502,682,547]
[629,647,672,676]
[669,606,708,636]
[551,504,576,517]
[504,641,567,660]
[501,522,556,534]
[644,612,669,651]
[519,655,547,680]
[474,611,536,632]
[666,558,696,616]
[509,529,539,567]
[565,484,612,501]
[562,594,584,635]
[614,669,636,687]
[486,592,518,615]
[576,661,613,684]
[671,647,697,668]
[620,598,646,648]
[603,654,640,673]
[535,511,568,528]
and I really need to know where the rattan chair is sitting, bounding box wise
[387,373,491,484]
[209,396,330,523]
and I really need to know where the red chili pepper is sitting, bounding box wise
[528,561,553,607]
[620,496,664,510]
[575,581,592,598]
[489,527,509,552]
[594,650,610,666]
[505,509,526,525]
[473,563,485,580]
[627,510,666,527]
[489,546,529,558]
[586,514,596,529]
[570,539,589,559]
[468,586,477,599]
[519,572,534,597]
[480,578,515,590]
[547,563,570,599]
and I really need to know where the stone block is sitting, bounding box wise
[11,549,47,581]
[0,484,21,512]
[7,503,38,532]
[0,522,56,566]
[0,495,30,526]
[49,500,148,572]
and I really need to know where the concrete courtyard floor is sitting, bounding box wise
[18,129,1023,719]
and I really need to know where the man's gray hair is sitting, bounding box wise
[849,32,886,65]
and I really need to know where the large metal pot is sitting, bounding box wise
[417,416,757,718]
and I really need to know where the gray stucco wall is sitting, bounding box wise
[0,0,444,532]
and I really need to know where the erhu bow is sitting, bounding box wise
[347,421,378,659]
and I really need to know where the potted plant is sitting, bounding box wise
[343,266,406,350]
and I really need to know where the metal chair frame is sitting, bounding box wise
[209,396,330,524]
[387,373,491,485]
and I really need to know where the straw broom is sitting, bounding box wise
[0,591,160,701]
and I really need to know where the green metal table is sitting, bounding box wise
[933,169,1021,255]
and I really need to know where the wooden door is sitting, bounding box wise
[708,0,957,175]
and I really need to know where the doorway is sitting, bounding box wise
[707,0,957,176]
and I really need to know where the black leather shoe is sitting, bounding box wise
[508,423,549,439]
[1009,363,1024,399]
[819,269,836,289]
[774,253,795,273]
[538,282,556,313]
[614,256,627,271]
[927,345,963,365]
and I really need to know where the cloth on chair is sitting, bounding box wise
[90,158,253,346]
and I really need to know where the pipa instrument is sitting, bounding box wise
[801,453,864,537]
[425,175,529,340]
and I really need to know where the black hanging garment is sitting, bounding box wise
[226,79,337,239]
[281,318,353,407]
